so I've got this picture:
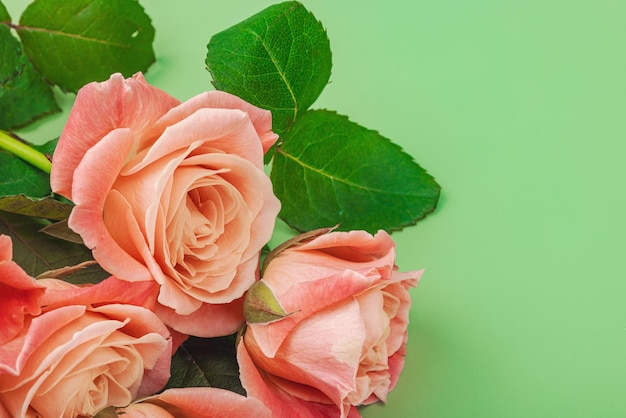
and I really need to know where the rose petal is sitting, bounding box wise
[154,296,244,338]
[0,236,45,345]
[237,341,358,418]
[51,73,180,199]
[68,128,153,282]
[125,108,262,174]
[148,90,277,155]
[251,269,375,358]
[39,276,158,311]
[0,305,85,376]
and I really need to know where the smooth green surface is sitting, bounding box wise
[17,0,155,92]
[5,0,626,416]
[272,109,440,233]
[207,1,331,134]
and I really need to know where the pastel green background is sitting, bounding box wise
[5,0,626,416]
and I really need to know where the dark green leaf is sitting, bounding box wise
[0,148,51,197]
[40,219,83,244]
[0,19,59,129]
[207,1,331,136]
[16,0,155,92]
[0,194,72,220]
[0,211,109,284]
[166,334,244,395]
[271,110,441,233]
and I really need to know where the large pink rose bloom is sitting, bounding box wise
[50,73,281,337]
[118,387,271,418]
[0,241,172,418]
[239,230,421,418]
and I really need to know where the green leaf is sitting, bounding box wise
[94,407,119,418]
[16,0,155,92]
[40,219,83,244]
[206,1,331,136]
[0,18,59,129]
[243,280,294,324]
[0,194,72,220]
[0,148,51,197]
[0,211,109,284]
[271,110,441,233]
[0,3,10,22]
[32,137,58,156]
[166,334,244,395]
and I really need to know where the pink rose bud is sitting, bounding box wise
[50,73,281,337]
[239,229,422,418]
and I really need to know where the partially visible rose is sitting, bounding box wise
[118,387,272,418]
[240,230,421,418]
[0,235,45,345]
[50,72,281,337]
[0,271,172,418]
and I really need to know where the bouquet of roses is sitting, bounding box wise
[0,1,440,417]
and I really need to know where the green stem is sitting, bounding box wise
[0,130,52,174]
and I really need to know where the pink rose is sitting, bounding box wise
[0,276,172,418]
[0,235,45,346]
[50,73,281,337]
[118,387,272,418]
[239,230,421,418]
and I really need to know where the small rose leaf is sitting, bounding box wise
[243,280,294,324]
[0,194,72,220]
[0,211,108,284]
[40,219,83,244]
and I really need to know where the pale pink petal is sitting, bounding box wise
[297,230,397,261]
[126,108,263,174]
[0,235,11,261]
[51,73,180,199]
[39,277,158,311]
[149,90,277,154]
[151,387,272,418]
[68,128,152,282]
[0,306,85,376]
[0,237,45,345]
[237,341,352,418]
[249,299,365,406]
[269,266,376,316]
[154,296,244,338]
[251,269,375,357]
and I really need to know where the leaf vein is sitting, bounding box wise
[245,28,298,120]
[16,26,143,50]
[278,148,421,196]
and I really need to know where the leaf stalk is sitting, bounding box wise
[0,130,52,174]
